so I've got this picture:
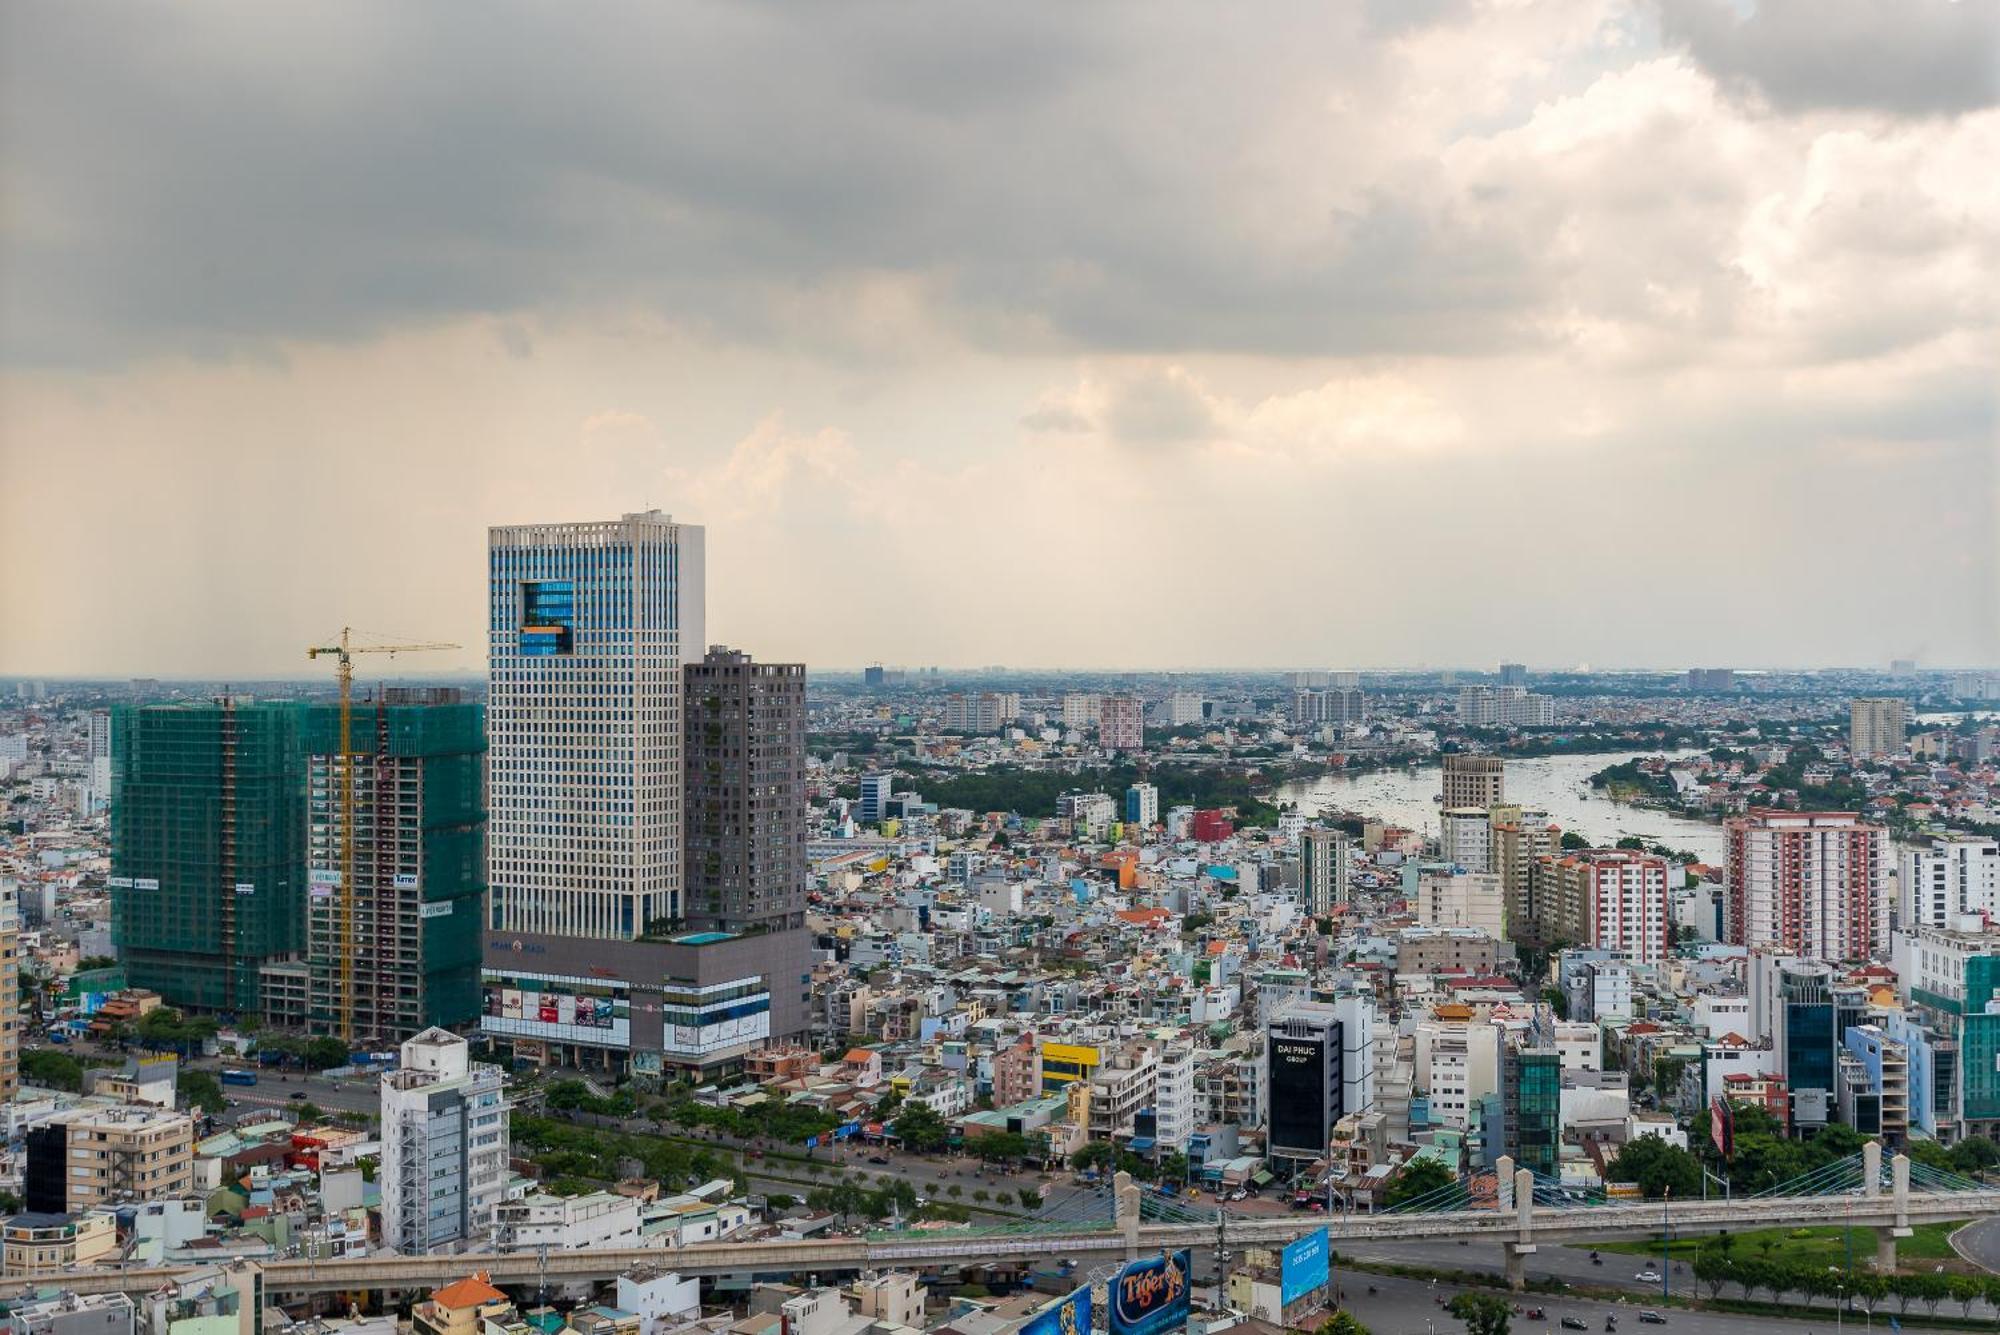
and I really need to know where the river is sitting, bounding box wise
[1269,751,1726,864]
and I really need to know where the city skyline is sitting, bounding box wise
[3,1,1995,677]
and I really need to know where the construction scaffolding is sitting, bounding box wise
[109,700,307,1016]
[302,691,485,1043]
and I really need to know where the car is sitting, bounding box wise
[1227,1190,1247,1202]
[1561,1319,1589,1330]
[288,1090,306,1100]
[1634,1271,1661,1283]
[869,1155,890,1165]
[1638,1313,1667,1325]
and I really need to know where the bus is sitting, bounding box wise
[220,1068,259,1087]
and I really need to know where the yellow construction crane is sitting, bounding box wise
[307,628,459,1044]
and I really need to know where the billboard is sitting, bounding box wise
[1110,1250,1191,1335]
[1021,1286,1090,1335]
[1281,1227,1330,1307]
[1709,1096,1734,1159]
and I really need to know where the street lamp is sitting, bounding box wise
[1661,1185,1671,1303]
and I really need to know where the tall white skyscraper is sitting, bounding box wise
[487,511,705,938]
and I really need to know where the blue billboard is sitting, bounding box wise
[1281,1226,1330,1307]
[1110,1250,1192,1335]
[1021,1286,1091,1335]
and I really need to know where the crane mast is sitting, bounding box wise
[306,628,458,1043]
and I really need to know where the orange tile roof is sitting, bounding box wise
[432,1273,507,1310]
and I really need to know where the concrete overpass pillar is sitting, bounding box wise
[1506,1166,1537,1291]
[1113,1169,1142,1259]
[1496,1156,1515,1211]
[1875,1152,1913,1272]
[1863,1139,1882,1198]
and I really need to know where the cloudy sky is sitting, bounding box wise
[2,0,1995,677]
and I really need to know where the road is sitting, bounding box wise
[224,1074,381,1116]
[1953,1216,2000,1273]
[1334,1271,1956,1335]
[1339,1238,1699,1300]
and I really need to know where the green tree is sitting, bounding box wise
[970,1131,1033,1163]
[1158,1150,1191,1183]
[177,1069,227,1114]
[20,1048,84,1091]
[1445,1292,1511,1335]
[1314,1314,1372,1335]
[1017,1187,1041,1209]
[303,1036,349,1070]
[1606,1136,1701,1199]
[1954,1137,2000,1173]
[1560,831,1590,851]
[1384,1158,1457,1208]
[1692,1248,1729,1301]
[1071,1142,1119,1173]
[890,1100,950,1153]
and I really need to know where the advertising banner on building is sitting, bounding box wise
[1110,1250,1191,1335]
[1281,1226,1330,1307]
[1021,1286,1090,1335]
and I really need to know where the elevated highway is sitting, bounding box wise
[40,1147,2000,1298]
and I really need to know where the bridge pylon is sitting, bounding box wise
[1878,1151,1912,1272]
[1505,1166,1536,1290]
[1113,1170,1142,1259]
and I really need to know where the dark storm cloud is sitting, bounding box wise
[1657,0,2000,116]
[0,0,1561,367]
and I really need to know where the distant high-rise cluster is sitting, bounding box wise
[1850,696,1909,759]
[1457,684,1554,728]
[1683,667,1735,691]
[1291,687,1365,727]
[943,691,1020,732]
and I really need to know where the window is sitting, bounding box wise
[521,581,576,655]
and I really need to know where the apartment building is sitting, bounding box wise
[0,1212,119,1278]
[1440,753,1505,810]
[1850,697,1909,759]
[1727,810,1887,961]
[1534,850,1672,963]
[1900,837,2000,930]
[496,1190,645,1253]
[380,1028,509,1254]
[22,1105,193,1213]
[1087,1044,1160,1142]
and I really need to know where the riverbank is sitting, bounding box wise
[1269,748,1725,862]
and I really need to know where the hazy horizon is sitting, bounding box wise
[4,2,1995,677]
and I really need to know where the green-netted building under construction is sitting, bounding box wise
[111,699,309,1016]
[110,691,485,1039]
